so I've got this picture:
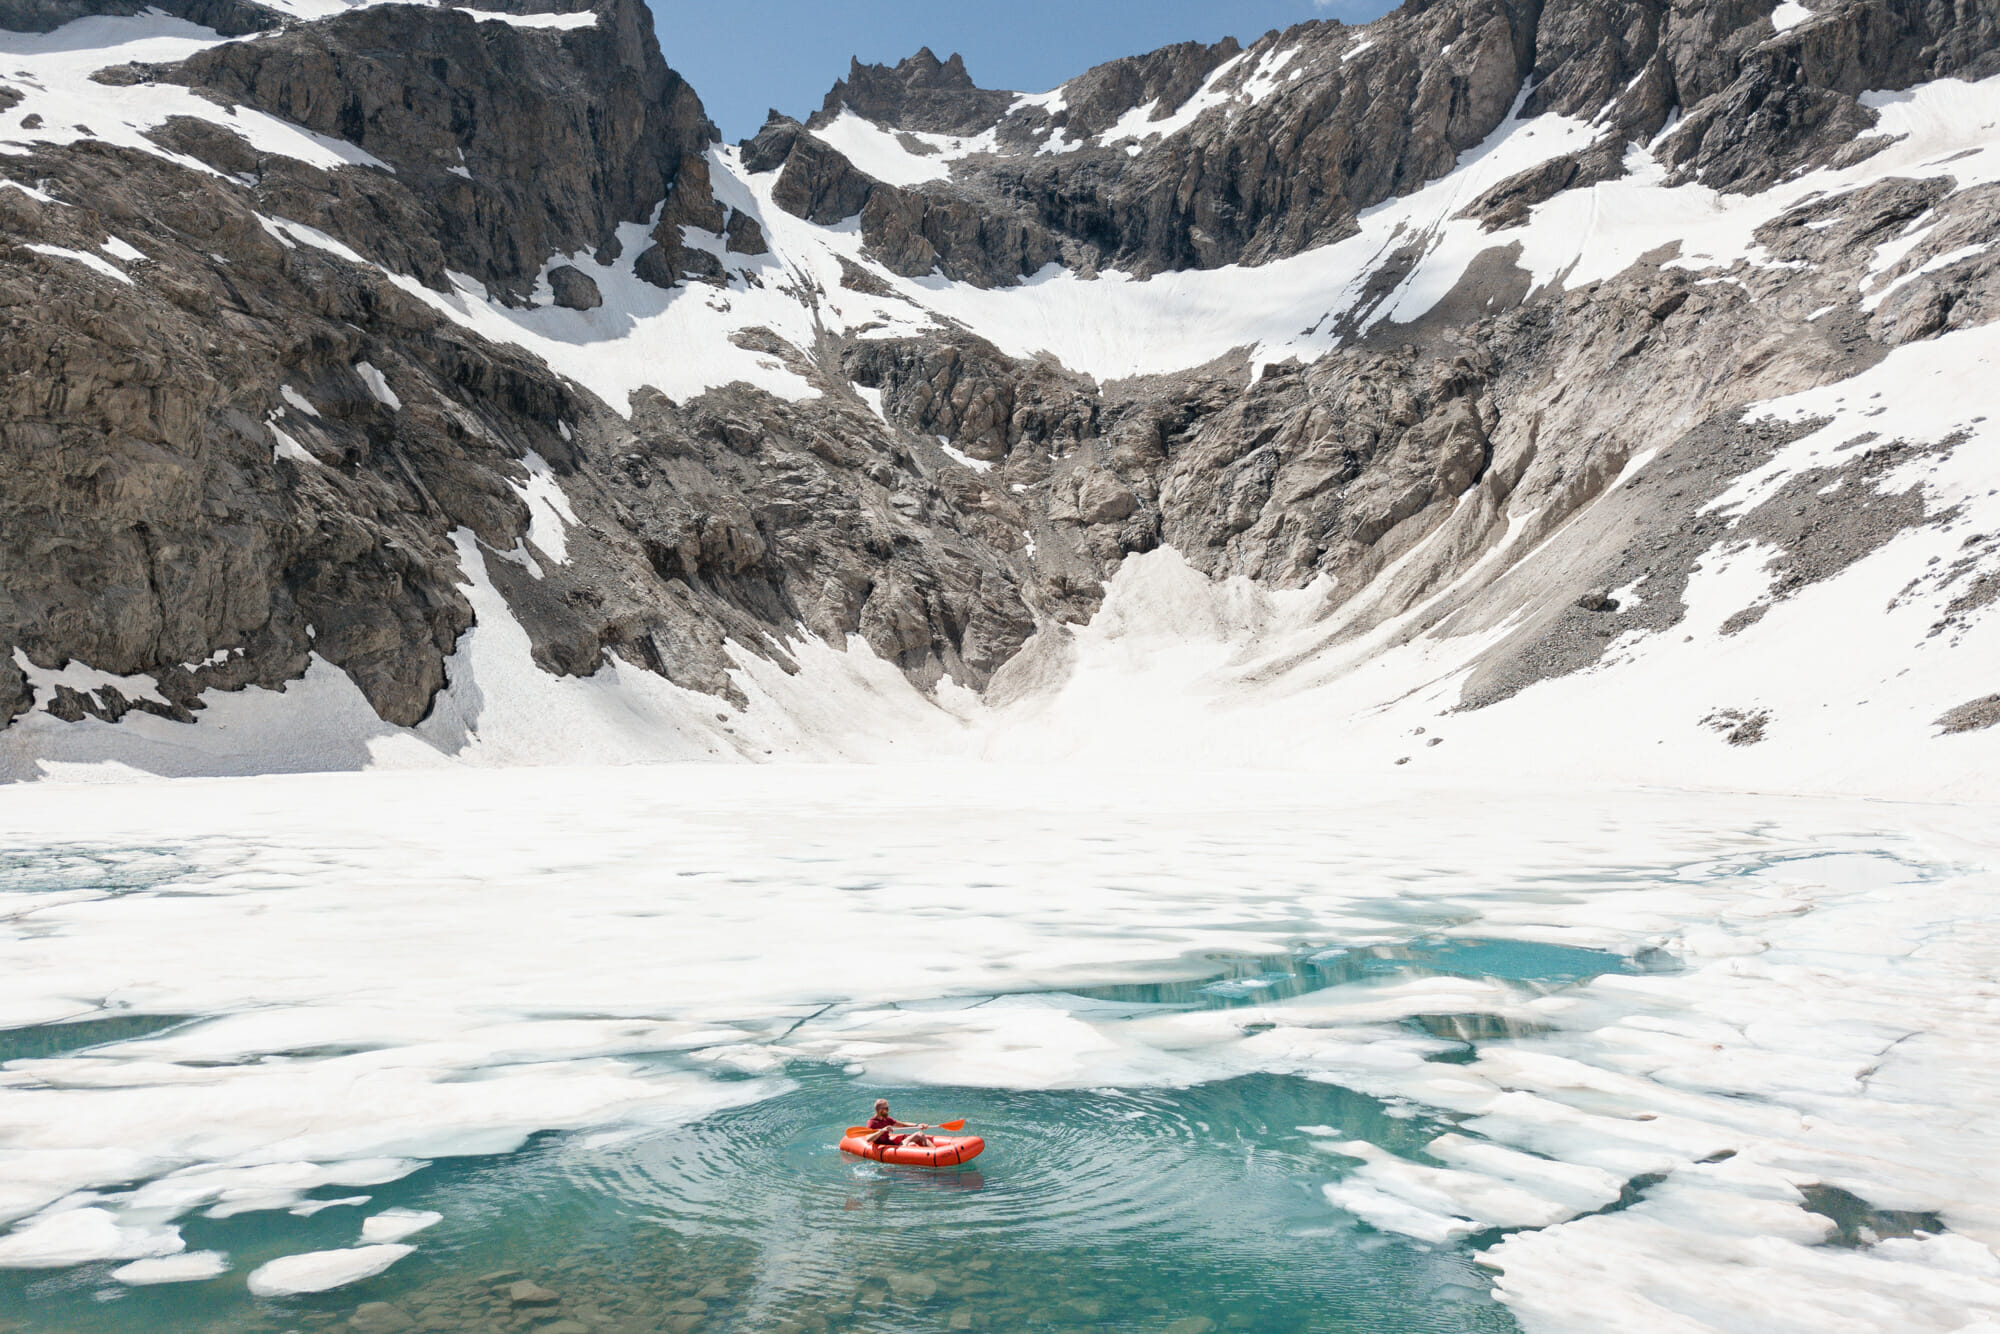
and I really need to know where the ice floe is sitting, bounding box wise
[245,1243,413,1296]
[0,770,1994,1331]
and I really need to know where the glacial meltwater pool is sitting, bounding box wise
[0,767,1996,1334]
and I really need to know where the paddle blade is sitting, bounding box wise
[844,1126,869,1137]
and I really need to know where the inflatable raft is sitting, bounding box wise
[838,1133,985,1168]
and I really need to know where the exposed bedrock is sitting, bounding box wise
[743,113,1066,286]
[777,0,2000,282]
[153,0,717,297]
[0,134,1045,727]
[815,47,1018,137]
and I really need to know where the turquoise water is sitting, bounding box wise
[0,1072,1519,1334]
[0,1014,194,1064]
[2,777,1977,1334]
[0,937,1651,1334]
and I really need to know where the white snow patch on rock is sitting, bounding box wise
[812,109,952,186]
[939,440,993,472]
[459,7,597,28]
[12,648,168,710]
[1239,45,1301,103]
[1771,0,1812,31]
[1863,241,1991,311]
[269,417,316,465]
[26,243,131,285]
[508,451,576,564]
[354,361,402,409]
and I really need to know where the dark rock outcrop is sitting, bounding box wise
[815,47,1016,136]
[763,117,875,224]
[745,112,1064,285]
[845,336,1100,464]
[547,264,602,309]
[0,0,274,35]
[155,0,716,297]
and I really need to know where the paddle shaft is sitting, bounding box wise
[844,1118,966,1136]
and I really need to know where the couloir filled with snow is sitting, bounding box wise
[1,770,1997,1333]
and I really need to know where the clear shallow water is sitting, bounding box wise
[0,938,1622,1331]
[1,1017,1534,1334]
[1,769,1996,1334]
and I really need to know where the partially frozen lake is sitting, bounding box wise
[1,767,1996,1333]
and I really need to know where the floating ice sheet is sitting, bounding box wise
[245,1243,413,1296]
[0,771,1994,1332]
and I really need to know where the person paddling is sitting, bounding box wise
[865,1098,936,1148]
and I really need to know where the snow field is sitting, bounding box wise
[0,15,393,177]
[809,109,996,186]
[828,71,2000,385]
[23,243,131,284]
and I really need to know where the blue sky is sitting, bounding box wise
[651,0,1402,141]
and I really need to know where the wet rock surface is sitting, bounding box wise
[216,1235,1285,1334]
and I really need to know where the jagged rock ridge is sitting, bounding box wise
[757,0,2000,283]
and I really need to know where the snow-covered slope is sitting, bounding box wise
[0,0,1997,802]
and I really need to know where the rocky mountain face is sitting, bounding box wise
[1,0,1997,768]
[151,0,716,297]
[759,0,1999,281]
